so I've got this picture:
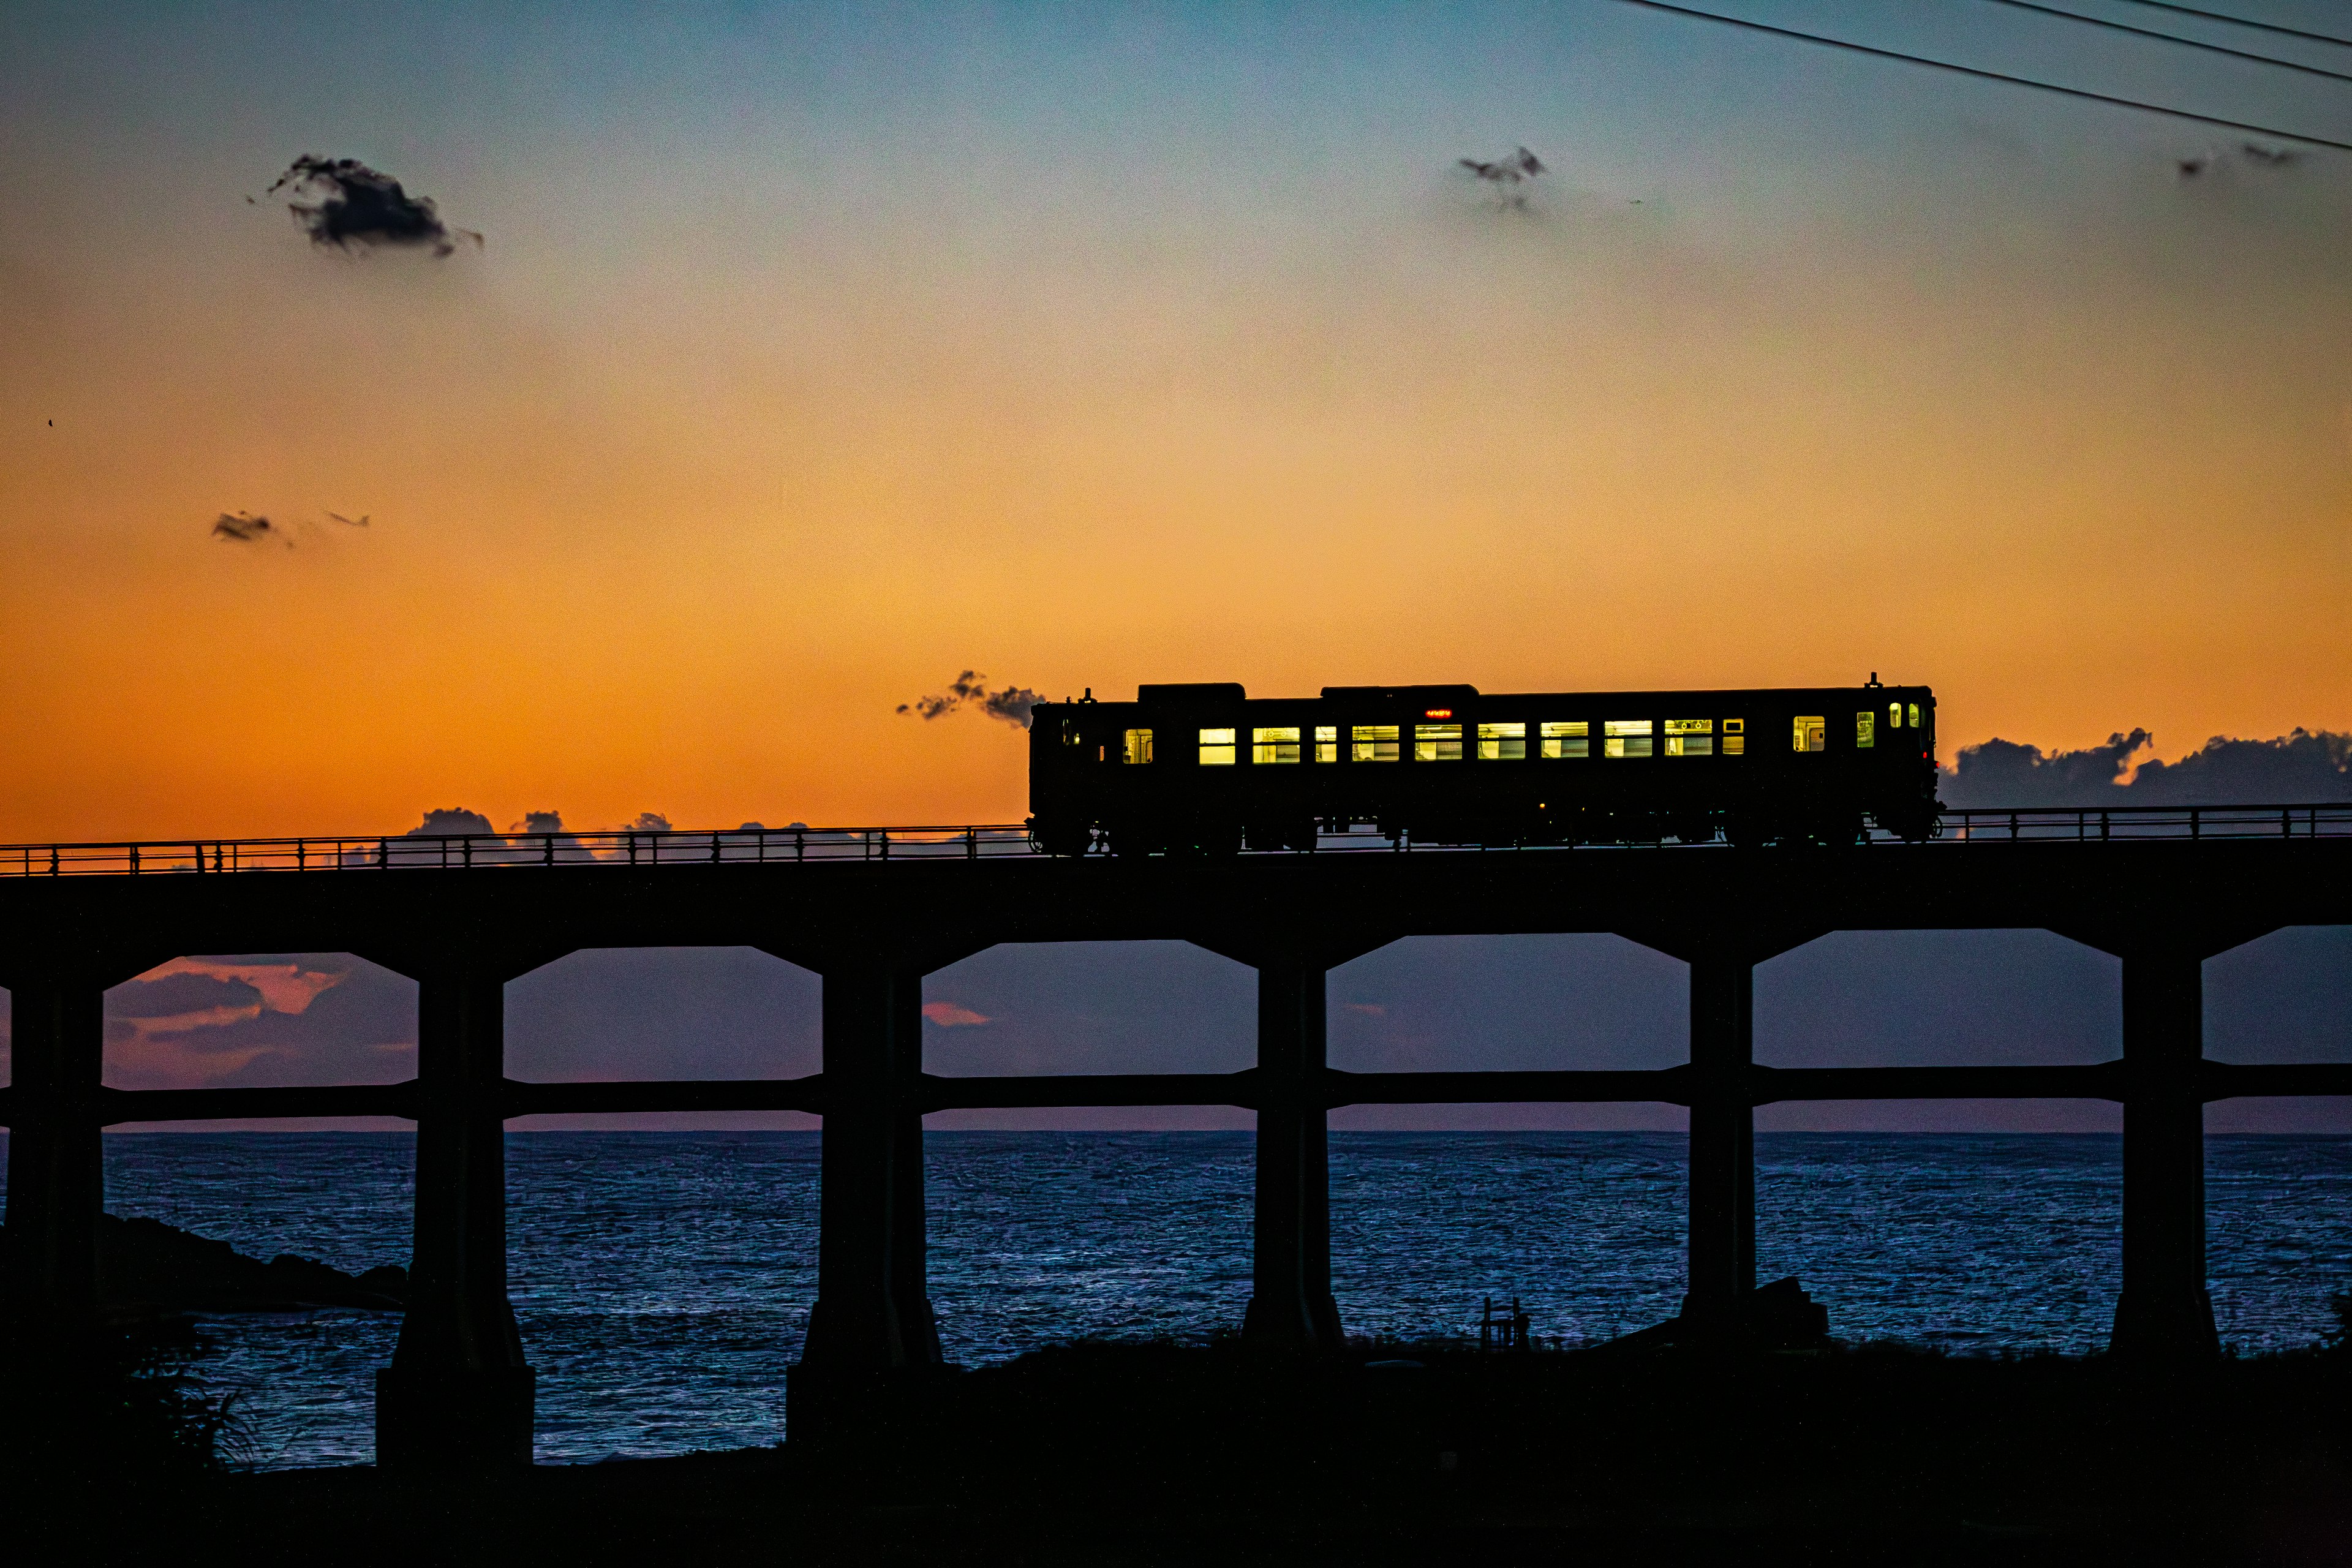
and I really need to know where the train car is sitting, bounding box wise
[1027,679,1937,854]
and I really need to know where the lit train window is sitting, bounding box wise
[1724,718,1745,756]
[1856,711,1875,748]
[1123,729,1154,764]
[1314,725,1338,763]
[1414,723,1463,761]
[1253,726,1302,764]
[1477,722,1526,760]
[1664,718,1712,757]
[1890,702,1902,729]
[1540,721,1588,759]
[1352,725,1400,763]
[1199,728,1236,766]
[1908,703,1921,729]
[1793,716,1826,752]
[1604,719,1653,759]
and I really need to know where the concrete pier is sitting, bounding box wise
[374,957,536,1468]
[2111,947,2221,1359]
[799,964,941,1372]
[2,975,108,1350]
[1242,958,1344,1353]
[1683,950,1757,1327]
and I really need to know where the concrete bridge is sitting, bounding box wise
[3,804,2348,1466]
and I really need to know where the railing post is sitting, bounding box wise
[1243,957,1344,1352]
[791,960,941,1433]
[375,956,535,1468]
[2110,947,2219,1359]
[1683,949,1755,1330]
[3,971,110,1356]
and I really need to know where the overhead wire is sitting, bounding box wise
[2117,0,2352,51]
[1987,0,2352,85]
[1610,0,2352,152]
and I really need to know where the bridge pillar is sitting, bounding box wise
[3,975,108,1354]
[1243,960,1344,1353]
[1683,951,1755,1330]
[2111,949,2219,1360]
[376,962,535,1468]
[790,964,940,1431]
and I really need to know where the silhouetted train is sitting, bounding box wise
[1027,679,1937,854]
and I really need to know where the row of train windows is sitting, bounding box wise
[1817,703,1927,754]
[1143,718,1741,766]
[1113,703,1923,765]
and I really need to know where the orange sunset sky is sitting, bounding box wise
[4,2,2350,843]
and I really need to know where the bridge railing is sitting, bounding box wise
[4,804,2348,875]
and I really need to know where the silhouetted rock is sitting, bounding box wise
[1595,1276,1833,1353]
[0,1215,406,1314]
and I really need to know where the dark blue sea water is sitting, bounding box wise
[17,1132,2351,1468]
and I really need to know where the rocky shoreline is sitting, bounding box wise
[0,1214,406,1317]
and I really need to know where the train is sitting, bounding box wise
[1026,679,1938,854]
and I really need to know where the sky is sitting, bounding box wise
[0,1,2346,1128]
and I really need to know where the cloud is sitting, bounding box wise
[211,511,285,546]
[1459,146,1547,209]
[265,155,481,258]
[921,1001,993,1028]
[110,972,264,1022]
[1942,728,2352,809]
[213,509,373,548]
[898,670,1043,728]
[625,812,673,832]
[97,954,419,1093]
[514,810,565,835]
[2241,143,2304,168]
[406,807,495,836]
[130,958,345,1017]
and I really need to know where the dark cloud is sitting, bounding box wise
[1459,146,1546,209]
[211,511,284,546]
[898,670,1042,728]
[1460,146,1545,185]
[108,973,262,1020]
[97,955,420,1095]
[515,810,565,835]
[1942,728,2352,809]
[214,509,374,548]
[2241,143,2304,168]
[625,812,673,832]
[406,807,495,837]
[265,155,482,258]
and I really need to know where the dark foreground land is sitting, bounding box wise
[9,1341,2351,1565]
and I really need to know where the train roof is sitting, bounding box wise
[1076,681,1933,707]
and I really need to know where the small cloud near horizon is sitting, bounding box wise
[406,807,494,837]
[922,1001,992,1028]
[1942,728,2351,809]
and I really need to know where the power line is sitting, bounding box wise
[1611,0,2352,152]
[1989,0,2352,85]
[2120,0,2352,51]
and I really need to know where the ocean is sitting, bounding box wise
[20,1131,2350,1469]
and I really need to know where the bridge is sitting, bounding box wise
[3,802,2348,1466]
